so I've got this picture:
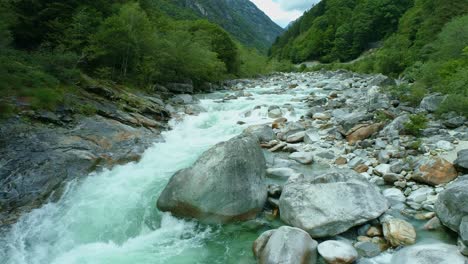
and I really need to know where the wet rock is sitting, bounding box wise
[391,243,466,264]
[288,152,314,165]
[244,125,276,143]
[253,226,318,264]
[268,106,282,118]
[382,218,416,247]
[424,216,442,230]
[354,241,382,258]
[412,157,458,186]
[420,93,447,113]
[318,240,358,264]
[454,149,468,174]
[157,135,267,223]
[279,169,388,237]
[266,168,299,179]
[435,176,468,233]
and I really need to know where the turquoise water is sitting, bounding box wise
[0,84,312,264]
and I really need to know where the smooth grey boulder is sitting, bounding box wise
[379,114,409,138]
[253,226,318,264]
[435,175,468,233]
[454,149,468,174]
[420,93,447,112]
[318,240,358,264]
[391,243,467,264]
[157,135,267,223]
[244,125,276,143]
[279,169,388,237]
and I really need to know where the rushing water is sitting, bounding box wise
[0,84,313,264]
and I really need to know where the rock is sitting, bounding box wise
[458,238,468,256]
[407,187,434,204]
[348,157,365,169]
[460,217,468,245]
[354,241,382,258]
[391,243,466,264]
[423,216,442,230]
[166,82,194,94]
[379,114,409,138]
[444,116,466,128]
[454,149,468,174]
[253,226,318,264]
[279,169,388,237]
[369,74,396,87]
[244,125,276,143]
[272,117,288,129]
[382,218,416,247]
[157,135,267,223]
[313,113,331,120]
[435,176,468,233]
[374,164,391,176]
[412,157,458,186]
[383,188,406,203]
[335,157,348,165]
[288,152,314,165]
[268,106,282,118]
[346,123,383,145]
[318,240,358,264]
[436,140,454,151]
[172,94,195,104]
[383,173,403,183]
[420,93,447,113]
[304,129,321,144]
[378,150,391,164]
[286,131,306,143]
[354,164,369,173]
[266,168,299,179]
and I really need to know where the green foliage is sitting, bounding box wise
[404,114,428,137]
[270,0,413,63]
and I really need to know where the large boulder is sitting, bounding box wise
[244,125,276,143]
[412,157,458,186]
[166,82,194,94]
[253,226,318,264]
[157,135,267,223]
[379,114,409,138]
[391,243,466,264]
[435,175,468,233]
[346,123,383,145]
[420,93,447,113]
[279,169,388,237]
[454,149,468,174]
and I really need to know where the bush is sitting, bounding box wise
[404,114,428,137]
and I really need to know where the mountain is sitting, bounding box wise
[166,0,284,52]
[270,0,413,63]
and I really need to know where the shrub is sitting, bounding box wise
[404,114,428,137]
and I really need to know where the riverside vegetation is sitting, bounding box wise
[0,0,467,263]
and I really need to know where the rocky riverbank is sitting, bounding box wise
[0,77,223,226]
[1,70,467,263]
[157,70,468,263]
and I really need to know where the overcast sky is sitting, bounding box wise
[249,0,319,27]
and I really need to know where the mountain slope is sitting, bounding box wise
[167,0,284,52]
[270,0,413,63]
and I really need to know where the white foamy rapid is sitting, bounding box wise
[0,83,314,264]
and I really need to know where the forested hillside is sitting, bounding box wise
[272,0,468,116]
[157,0,284,52]
[270,0,413,63]
[0,0,291,116]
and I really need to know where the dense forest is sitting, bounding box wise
[271,0,468,116]
[0,0,291,116]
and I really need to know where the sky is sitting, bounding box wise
[249,0,319,27]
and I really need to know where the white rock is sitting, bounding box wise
[318,240,358,264]
[374,164,391,176]
[266,168,299,179]
[407,187,434,204]
[383,188,406,203]
[289,152,314,164]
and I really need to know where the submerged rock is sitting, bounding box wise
[253,226,318,264]
[279,169,388,237]
[157,135,267,223]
